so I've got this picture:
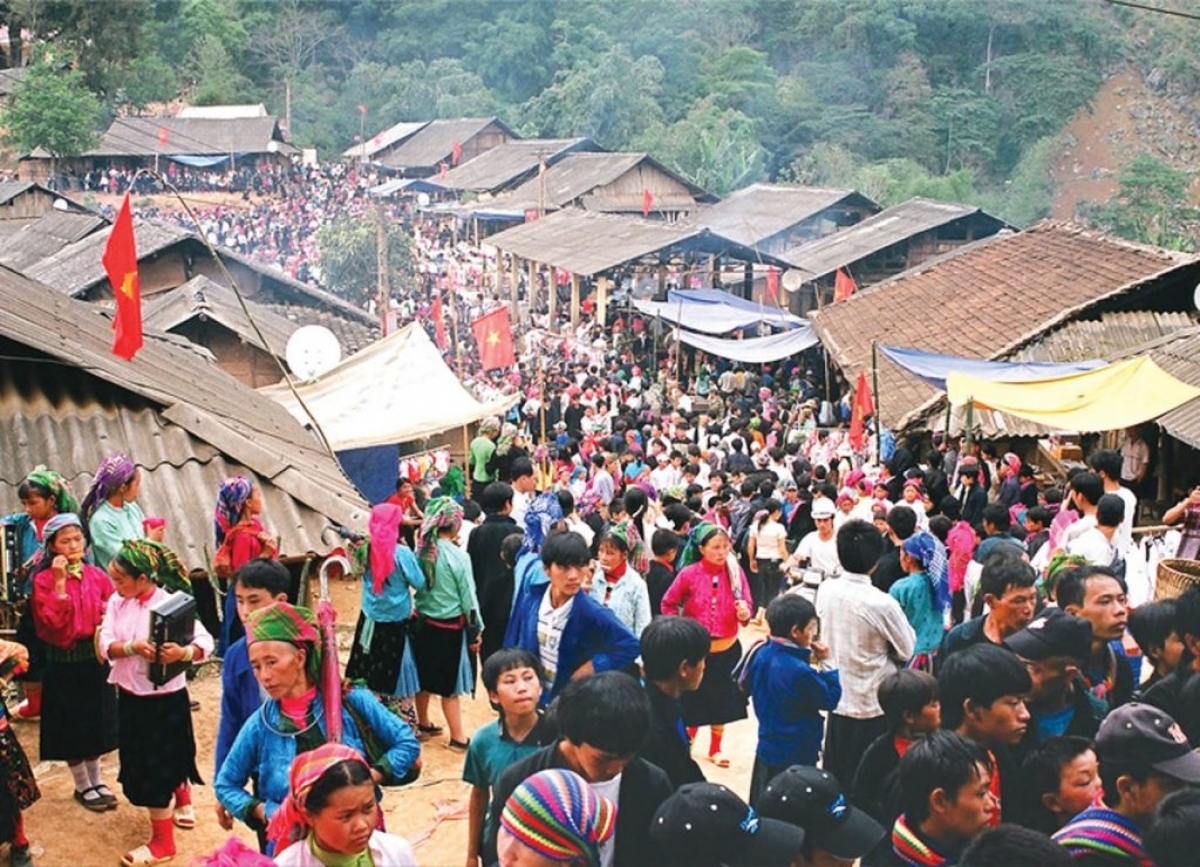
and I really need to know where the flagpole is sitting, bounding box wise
[451,265,464,380]
[871,341,882,464]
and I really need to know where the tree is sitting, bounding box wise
[638,99,765,196]
[4,46,101,160]
[186,35,254,106]
[1094,155,1197,250]
[248,0,338,136]
[316,213,415,307]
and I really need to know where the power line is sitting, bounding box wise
[1103,0,1200,22]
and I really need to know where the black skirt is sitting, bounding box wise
[411,615,472,698]
[0,722,37,844]
[345,614,419,698]
[41,642,118,762]
[117,688,202,808]
[681,640,748,727]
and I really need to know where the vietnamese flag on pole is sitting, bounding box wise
[104,193,143,360]
[833,268,857,303]
[471,307,516,371]
[431,292,446,349]
[847,370,875,452]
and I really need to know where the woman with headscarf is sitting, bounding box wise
[489,423,529,484]
[469,417,502,501]
[410,497,482,751]
[215,602,420,854]
[510,493,567,607]
[589,521,652,637]
[890,530,951,670]
[30,514,118,814]
[997,453,1023,511]
[214,475,277,655]
[345,504,424,728]
[3,465,77,720]
[660,522,753,768]
[98,539,212,867]
[270,744,416,867]
[80,453,151,572]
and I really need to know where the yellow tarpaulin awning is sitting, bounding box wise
[945,356,1200,432]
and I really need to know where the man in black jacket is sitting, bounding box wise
[466,482,520,661]
[489,673,674,867]
[639,617,707,789]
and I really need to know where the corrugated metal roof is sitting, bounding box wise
[0,182,33,205]
[342,120,429,159]
[259,303,378,356]
[810,222,1200,430]
[1111,327,1200,450]
[781,198,1008,280]
[0,268,368,563]
[0,211,108,272]
[694,184,877,248]
[85,116,294,158]
[435,138,595,193]
[24,219,191,295]
[914,311,1200,437]
[177,104,268,119]
[379,118,513,171]
[143,275,301,358]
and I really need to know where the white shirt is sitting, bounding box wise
[751,520,788,561]
[1121,437,1149,482]
[537,592,574,685]
[815,572,916,719]
[1113,485,1137,553]
[511,489,533,526]
[590,773,622,867]
[796,532,841,575]
[1067,526,1117,567]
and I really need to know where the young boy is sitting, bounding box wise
[739,594,842,807]
[639,616,709,789]
[852,670,941,828]
[1128,599,1184,694]
[645,529,678,618]
[464,648,557,867]
[1018,736,1101,833]
[1024,506,1052,560]
[213,558,290,834]
[938,643,1032,824]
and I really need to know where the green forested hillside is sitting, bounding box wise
[0,0,1159,223]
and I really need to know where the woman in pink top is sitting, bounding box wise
[660,521,752,768]
[30,514,118,814]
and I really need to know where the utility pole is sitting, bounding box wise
[376,201,390,336]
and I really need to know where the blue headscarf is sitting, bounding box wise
[902,530,951,613]
[521,493,564,556]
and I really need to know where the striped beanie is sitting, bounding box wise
[500,769,616,866]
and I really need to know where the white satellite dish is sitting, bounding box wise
[52,198,69,212]
[286,325,342,380]
[1193,282,1200,312]
[417,192,431,208]
[781,270,804,293]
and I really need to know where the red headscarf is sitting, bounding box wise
[368,504,403,596]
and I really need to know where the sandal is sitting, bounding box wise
[120,845,173,867]
[708,752,731,769]
[416,723,444,736]
[75,786,110,813]
[447,737,471,752]
[173,803,196,829]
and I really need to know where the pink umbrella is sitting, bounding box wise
[317,552,351,743]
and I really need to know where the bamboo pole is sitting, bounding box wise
[871,341,882,463]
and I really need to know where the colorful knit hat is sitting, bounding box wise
[23,465,78,514]
[114,538,191,595]
[417,497,463,584]
[266,742,372,853]
[500,769,616,867]
[246,601,322,684]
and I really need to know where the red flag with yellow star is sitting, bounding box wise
[104,193,142,360]
[848,370,874,452]
[471,307,515,371]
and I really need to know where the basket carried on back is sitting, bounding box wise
[1155,559,1200,600]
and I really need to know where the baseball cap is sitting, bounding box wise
[1004,607,1092,662]
[1096,703,1200,784]
[811,499,837,519]
[758,766,885,860]
[650,782,804,867]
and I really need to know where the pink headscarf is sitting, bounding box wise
[368,504,403,596]
[1004,453,1021,476]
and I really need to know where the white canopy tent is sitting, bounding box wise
[260,322,517,450]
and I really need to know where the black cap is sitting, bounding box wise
[1096,703,1200,783]
[649,782,805,867]
[1004,607,1092,662]
[758,766,885,860]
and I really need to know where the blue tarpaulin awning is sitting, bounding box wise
[168,154,234,167]
[879,344,1108,391]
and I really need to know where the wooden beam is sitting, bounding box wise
[570,273,580,332]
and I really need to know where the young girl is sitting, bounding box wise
[890,530,951,671]
[214,475,277,655]
[345,503,425,728]
[270,744,416,867]
[81,453,153,572]
[588,523,651,637]
[0,638,39,867]
[747,499,788,621]
[98,539,212,867]
[30,514,118,813]
[2,465,77,720]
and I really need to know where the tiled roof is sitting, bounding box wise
[809,222,1200,429]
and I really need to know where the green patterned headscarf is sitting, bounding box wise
[440,466,465,499]
[1043,553,1089,599]
[23,465,78,514]
[114,539,192,595]
[677,521,727,570]
[417,497,463,584]
[246,602,322,685]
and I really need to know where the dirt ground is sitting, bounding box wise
[15,577,765,867]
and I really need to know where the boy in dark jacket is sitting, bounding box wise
[639,616,708,789]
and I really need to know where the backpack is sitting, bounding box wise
[212,524,250,580]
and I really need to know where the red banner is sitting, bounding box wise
[471,307,515,371]
[104,193,143,360]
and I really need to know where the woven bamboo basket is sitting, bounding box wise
[1155,559,1200,600]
